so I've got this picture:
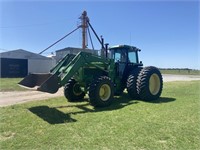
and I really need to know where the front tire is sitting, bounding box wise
[64,79,85,102]
[89,76,114,107]
[137,66,163,101]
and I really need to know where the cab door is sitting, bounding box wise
[113,49,128,78]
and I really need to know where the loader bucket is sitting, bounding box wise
[18,73,60,94]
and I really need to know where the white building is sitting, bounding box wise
[0,49,56,77]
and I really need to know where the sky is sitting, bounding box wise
[0,0,199,69]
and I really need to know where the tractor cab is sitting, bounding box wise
[109,45,140,64]
[108,45,143,95]
[109,45,142,77]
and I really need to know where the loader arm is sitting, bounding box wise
[58,52,110,86]
[19,52,110,94]
[50,54,75,74]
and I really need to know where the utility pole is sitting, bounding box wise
[80,11,88,49]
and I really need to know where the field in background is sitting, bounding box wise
[160,69,200,75]
[0,81,200,150]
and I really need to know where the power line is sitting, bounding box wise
[39,26,80,54]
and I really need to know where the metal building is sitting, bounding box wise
[0,49,56,77]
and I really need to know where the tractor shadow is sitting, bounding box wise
[146,97,176,103]
[28,94,135,124]
[28,94,175,124]
[29,106,77,124]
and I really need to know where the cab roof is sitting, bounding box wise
[109,45,141,52]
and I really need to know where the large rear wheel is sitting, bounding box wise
[64,79,85,102]
[127,67,142,99]
[89,76,114,107]
[137,66,163,101]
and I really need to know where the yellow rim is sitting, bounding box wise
[99,84,111,101]
[149,73,160,95]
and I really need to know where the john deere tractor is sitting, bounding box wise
[19,45,163,107]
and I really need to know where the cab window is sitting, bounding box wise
[111,50,127,63]
[128,51,137,63]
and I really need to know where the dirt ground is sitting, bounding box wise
[0,74,199,107]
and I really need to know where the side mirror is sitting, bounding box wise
[140,61,143,64]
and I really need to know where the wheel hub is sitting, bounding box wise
[73,83,82,96]
[149,73,160,95]
[99,84,111,101]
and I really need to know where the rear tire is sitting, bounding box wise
[137,66,163,101]
[64,79,85,102]
[89,76,114,107]
[127,67,142,99]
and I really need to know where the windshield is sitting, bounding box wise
[109,48,139,63]
[129,51,138,63]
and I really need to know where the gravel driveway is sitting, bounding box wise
[0,89,63,107]
[0,74,199,107]
[162,74,200,82]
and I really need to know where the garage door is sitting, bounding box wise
[0,58,28,78]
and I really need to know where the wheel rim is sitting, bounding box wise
[99,84,111,101]
[149,73,160,95]
[73,83,82,96]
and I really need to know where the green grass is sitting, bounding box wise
[160,69,200,75]
[0,81,200,150]
[0,78,27,91]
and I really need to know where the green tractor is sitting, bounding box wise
[19,45,163,107]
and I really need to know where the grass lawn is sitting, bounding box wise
[0,78,27,92]
[0,81,200,150]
